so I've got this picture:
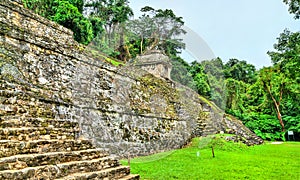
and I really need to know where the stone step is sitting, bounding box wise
[0,127,78,141]
[203,125,214,128]
[0,117,79,129]
[203,126,217,130]
[0,148,108,171]
[0,156,120,179]
[196,125,205,129]
[203,128,217,132]
[119,174,141,180]
[56,166,131,180]
[202,131,218,136]
[0,139,94,158]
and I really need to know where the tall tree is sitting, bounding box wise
[268,29,300,81]
[85,0,133,57]
[85,0,133,34]
[126,6,186,57]
[266,29,300,132]
[125,15,156,55]
[259,67,286,131]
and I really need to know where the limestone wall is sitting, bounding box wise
[0,0,263,157]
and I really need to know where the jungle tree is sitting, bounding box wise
[126,6,186,57]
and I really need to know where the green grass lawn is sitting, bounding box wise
[121,137,300,180]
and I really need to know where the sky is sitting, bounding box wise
[129,0,300,68]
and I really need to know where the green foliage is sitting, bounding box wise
[85,49,124,66]
[51,1,81,23]
[245,114,282,140]
[166,21,298,139]
[88,31,120,57]
[284,115,300,133]
[23,0,94,45]
[201,58,226,109]
[88,16,105,38]
[85,0,133,59]
[125,15,155,56]
[23,0,56,18]
[243,81,269,113]
[86,0,133,26]
[52,0,94,45]
[68,0,84,13]
[189,61,210,97]
[268,29,300,82]
[102,56,124,66]
[72,18,94,45]
[126,6,186,57]
[225,78,248,112]
[224,58,257,84]
[170,56,195,88]
[283,0,300,19]
[223,29,300,138]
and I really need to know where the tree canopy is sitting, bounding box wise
[283,0,300,19]
[126,6,186,57]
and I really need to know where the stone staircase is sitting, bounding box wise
[0,116,139,179]
[193,111,219,137]
[192,104,263,146]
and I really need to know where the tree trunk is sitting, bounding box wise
[124,45,131,61]
[274,103,285,132]
[140,37,143,54]
[265,84,285,132]
[149,38,159,51]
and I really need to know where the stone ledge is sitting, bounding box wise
[57,166,132,180]
[0,148,108,170]
[0,127,78,141]
[0,117,79,129]
[119,174,141,180]
[0,156,120,179]
[0,139,94,158]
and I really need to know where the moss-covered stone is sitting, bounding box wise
[130,74,179,119]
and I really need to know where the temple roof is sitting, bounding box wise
[135,50,172,67]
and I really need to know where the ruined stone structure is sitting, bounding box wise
[134,50,172,79]
[0,0,139,179]
[0,0,263,179]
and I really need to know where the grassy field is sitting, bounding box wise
[121,136,300,180]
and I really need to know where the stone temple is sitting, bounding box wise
[134,50,172,79]
[0,0,264,179]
